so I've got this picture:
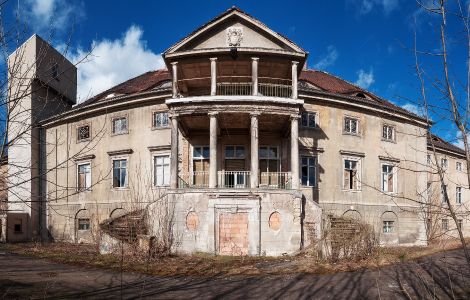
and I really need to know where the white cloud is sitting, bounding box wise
[401,102,425,117]
[355,0,399,15]
[454,131,468,149]
[24,0,85,33]
[355,68,375,89]
[69,25,165,102]
[314,46,338,70]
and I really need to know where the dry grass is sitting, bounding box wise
[2,239,467,277]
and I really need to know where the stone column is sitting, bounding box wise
[291,61,299,99]
[250,113,260,188]
[290,115,300,189]
[170,114,179,189]
[171,62,178,98]
[252,57,259,96]
[209,112,218,188]
[210,58,217,96]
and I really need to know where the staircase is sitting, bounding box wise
[100,210,147,243]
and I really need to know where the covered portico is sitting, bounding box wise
[167,101,302,190]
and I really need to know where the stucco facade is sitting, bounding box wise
[6,7,468,254]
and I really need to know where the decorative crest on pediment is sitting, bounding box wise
[226,27,243,47]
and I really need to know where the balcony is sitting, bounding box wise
[216,82,292,98]
[178,171,292,189]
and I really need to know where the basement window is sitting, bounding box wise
[383,221,394,233]
[78,218,90,231]
[14,219,22,233]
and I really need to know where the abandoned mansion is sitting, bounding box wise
[3,7,469,255]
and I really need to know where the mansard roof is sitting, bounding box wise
[428,133,466,157]
[164,6,306,57]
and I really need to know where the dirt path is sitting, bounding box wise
[1,248,469,299]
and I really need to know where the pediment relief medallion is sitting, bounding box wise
[226,26,243,47]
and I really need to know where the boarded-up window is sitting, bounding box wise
[77,163,91,191]
[343,159,359,190]
[381,164,395,193]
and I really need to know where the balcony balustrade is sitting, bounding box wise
[216,82,292,98]
[177,171,292,189]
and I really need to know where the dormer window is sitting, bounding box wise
[51,63,59,81]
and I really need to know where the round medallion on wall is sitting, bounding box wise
[269,211,281,231]
[186,211,199,231]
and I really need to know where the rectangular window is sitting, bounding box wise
[456,161,463,171]
[154,155,170,186]
[77,163,91,191]
[457,219,463,231]
[441,185,447,203]
[381,164,395,193]
[427,154,431,165]
[14,219,22,233]
[344,117,359,134]
[301,112,317,128]
[382,125,395,141]
[442,219,448,231]
[77,125,90,141]
[78,218,90,231]
[383,221,394,233]
[193,146,210,186]
[225,146,245,159]
[301,156,317,187]
[456,187,462,204]
[112,117,128,135]
[343,159,360,190]
[112,159,128,188]
[153,112,169,128]
[259,146,280,187]
[441,158,448,169]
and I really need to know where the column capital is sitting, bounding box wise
[251,57,259,61]
[292,61,299,65]
[210,57,218,62]
[290,114,300,120]
[171,61,178,66]
[250,112,261,117]
[208,112,219,117]
[169,112,179,119]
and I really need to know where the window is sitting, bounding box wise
[112,117,128,135]
[259,146,280,186]
[154,155,170,186]
[441,185,447,203]
[383,221,394,233]
[77,125,90,141]
[441,158,448,169]
[344,117,359,135]
[112,159,128,188]
[51,63,59,80]
[153,112,169,128]
[381,164,396,193]
[301,156,317,187]
[14,219,22,233]
[193,146,210,186]
[343,159,360,190]
[301,111,317,128]
[427,154,431,165]
[457,219,463,231]
[382,125,395,141]
[456,187,462,204]
[442,219,449,231]
[456,161,463,171]
[225,146,245,159]
[77,163,91,191]
[78,218,90,230]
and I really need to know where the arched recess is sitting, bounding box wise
[74,209,89,242]
[380,211,399,244]
[342,210,362,220]
[110,207,128,219]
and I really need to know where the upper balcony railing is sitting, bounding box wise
[216,82,292,98]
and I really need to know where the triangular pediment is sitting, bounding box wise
[165,7,306,56]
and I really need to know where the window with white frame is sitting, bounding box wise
[344,117,359,135]
[441,184,447,203]
[456,187,462,204]
[301,156,317,187]
[383,221,394,233]
[442,219,449,231]
[456,161,463,171]
[301,111,317,128]
[77,125,90,141]
[154,155,170,186]
[153,112,169,128]
[381,164,396,193]
[112,117,128,135]
[78,218,90,230]
[343,158,360,190]
[193,146,210,186]
[77,163,91,191]
[112,159,128,188]
[382,124,395,141]
[441,158,448,169]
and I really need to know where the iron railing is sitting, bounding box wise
[259,172,292,189]
[178,171,209,188]
[218,171,250,188]
[216,82,292,98]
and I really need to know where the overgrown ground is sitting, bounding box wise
[2,239,468,277]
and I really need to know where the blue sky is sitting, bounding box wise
[5,0,467,145]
